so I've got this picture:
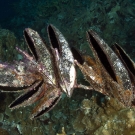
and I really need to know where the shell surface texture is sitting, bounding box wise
[0,25,76,119]
[73,29,135,107]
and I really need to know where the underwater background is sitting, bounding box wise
[0,0,135,135]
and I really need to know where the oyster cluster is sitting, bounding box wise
[0,25,135,120]
[0,25,76,119]
[72,29,135,107]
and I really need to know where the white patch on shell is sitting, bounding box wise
[68,64,76,96]
[12,80,20,86]
[90,75,96,80]
[17,65,24,73]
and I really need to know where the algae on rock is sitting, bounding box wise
[0,29,17,61]
[73,96,135,135]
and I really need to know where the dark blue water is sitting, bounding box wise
[0,0,17,20]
